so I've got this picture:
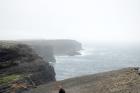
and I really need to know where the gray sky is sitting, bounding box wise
[0,0,140,43]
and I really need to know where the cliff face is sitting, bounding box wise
[0,42,56,92]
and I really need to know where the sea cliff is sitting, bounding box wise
[0,41,56,93]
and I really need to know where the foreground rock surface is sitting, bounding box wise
[26,67,140,93]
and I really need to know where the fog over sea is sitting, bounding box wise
[53,43,140,80]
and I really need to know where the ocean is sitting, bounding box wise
[52,43,140,80]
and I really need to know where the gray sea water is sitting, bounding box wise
[52,43,140,80]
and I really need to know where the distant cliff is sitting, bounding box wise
[21,42,56,62]
[43,39,82,56]
[20,39,82,57]
[0,42,56,93]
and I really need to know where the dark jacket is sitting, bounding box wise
[59,88,65,93]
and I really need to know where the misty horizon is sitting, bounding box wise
[0,0,140,44]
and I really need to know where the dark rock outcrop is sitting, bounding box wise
[0,42,56,92]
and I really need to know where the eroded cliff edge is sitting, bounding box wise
[0,42,56,93]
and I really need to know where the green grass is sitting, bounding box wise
[0,74,23,85]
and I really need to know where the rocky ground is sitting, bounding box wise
[26,67,140,93]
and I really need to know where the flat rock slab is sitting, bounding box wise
[26,67,140,93]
